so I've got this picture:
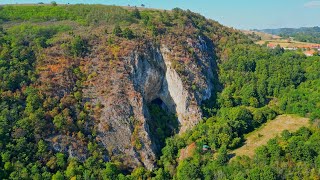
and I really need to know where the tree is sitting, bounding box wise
[248,167,261,180]
[37,140,47,156]
[74,91,82,101]
[52,171,64,180]
[102,162,119,179]
[70,36,89,57]
[216,145,228,165]
[153,168,170,180]
[271,44,284,55]
[150,25,158,36]
[65,160,79,179]
[113,25,122,37]
[122,28,134,39]
[53,114,66,130]
[177,159,201,180]
[51,1,57,6]
[261,166,276,180]
[56,153,66,169]
[267,139,282,162]
[130,167,148,179]
[131,8,141,19]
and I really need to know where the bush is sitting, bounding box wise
[51,1,57,6]
[113,25,122,37]
[122,28,134,39]
[177,159,201,180]
[69,36,89,57]
[131,8,141,19]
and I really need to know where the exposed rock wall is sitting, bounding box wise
[84,34,215,169]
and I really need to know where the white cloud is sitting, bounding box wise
[304,1,320,8]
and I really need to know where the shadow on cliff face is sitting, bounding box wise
[131,38,221,158]
[88,36,221,169]
[130,44,181,156]
[197,35,222,118]
[147,98,179,155]
[126,43,182,162]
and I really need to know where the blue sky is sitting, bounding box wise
[2,0,320,29]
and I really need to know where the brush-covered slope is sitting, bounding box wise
[0,4,251,173]
[1,4,320,180]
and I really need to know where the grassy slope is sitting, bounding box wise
[232,114,309,158]
[241,30,281,40]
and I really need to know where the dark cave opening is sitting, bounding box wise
[151,98,163,106]
[147,98,179,155]
[150,98,168,112]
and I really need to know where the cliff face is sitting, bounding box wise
[38,32,217,169]
[0,5,255,177]
[77,34,217,169]
[31,10,223,169]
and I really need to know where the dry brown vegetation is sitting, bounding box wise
[241,30,281,40]
[178,142,196,162]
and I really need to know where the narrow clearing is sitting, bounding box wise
[232,114,309,158]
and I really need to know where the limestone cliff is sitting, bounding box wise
[0,4,253,175]
[78,34,218,169]
[38,32,218,170]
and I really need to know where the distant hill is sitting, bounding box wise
[241,30,281,41]
[257,26,320,35]
[256,26,320,44]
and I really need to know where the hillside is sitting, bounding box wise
[1,4,320,180]
[258,26,320,36]
[241,30,281,41]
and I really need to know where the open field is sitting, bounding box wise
[242,30,281,40]
[256,39,320,48]
[241,30,320,49]
[232,114,310,158]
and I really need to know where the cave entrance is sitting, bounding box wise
[147,98,179,155]
[150,98,168,112]
[151,98,163,106]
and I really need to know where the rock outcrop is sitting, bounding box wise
[80,35,218,169]
[38,29,218,170]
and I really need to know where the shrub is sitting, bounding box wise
[131,8,141,19]
[122,27,134,39]
[70,36,89,57]
[51,1,57,6]
[113,25,122,37]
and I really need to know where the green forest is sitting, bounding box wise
[0,4,320,180]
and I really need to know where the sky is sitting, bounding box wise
[2,0,320,29]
